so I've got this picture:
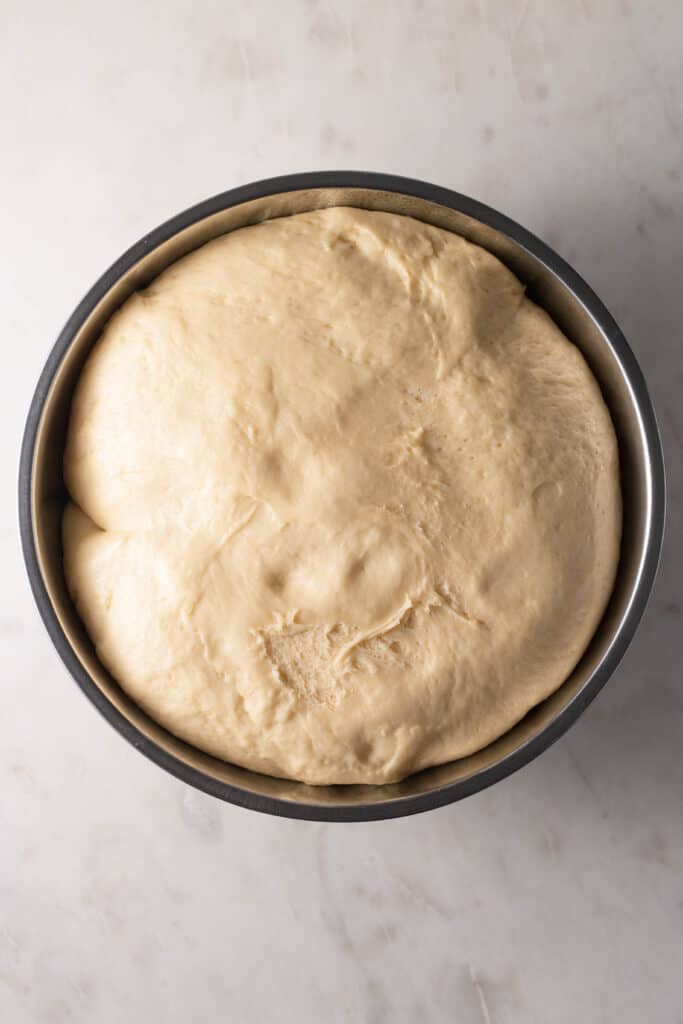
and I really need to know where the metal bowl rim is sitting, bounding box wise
[18,170,666,821]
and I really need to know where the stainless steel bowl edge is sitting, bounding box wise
[19,171,665,820]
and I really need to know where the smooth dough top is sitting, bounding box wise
[63,207,621,785]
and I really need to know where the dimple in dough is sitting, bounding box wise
[63,207,621,785]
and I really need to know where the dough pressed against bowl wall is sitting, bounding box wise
[60,206,620,785]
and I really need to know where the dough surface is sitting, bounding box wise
[63,207,621,785]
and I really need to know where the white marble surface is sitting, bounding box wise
[2,1,682,1021]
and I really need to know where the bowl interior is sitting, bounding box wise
[28,183,657,816]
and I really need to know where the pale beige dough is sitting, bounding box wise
[63,207,621,784]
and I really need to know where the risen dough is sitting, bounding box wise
[63,207,621,784]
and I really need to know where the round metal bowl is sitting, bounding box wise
[19,172,665,821]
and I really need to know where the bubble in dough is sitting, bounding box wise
[63,207,621,784]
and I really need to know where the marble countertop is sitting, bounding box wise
[2,1,681,1021]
